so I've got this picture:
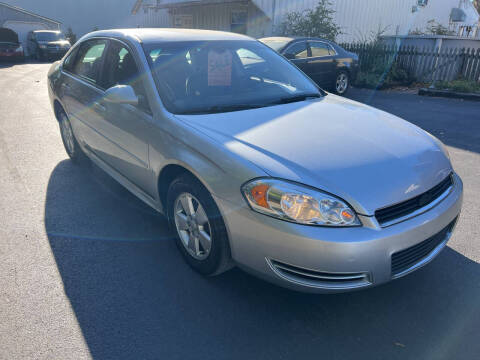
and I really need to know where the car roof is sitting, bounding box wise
[260,36,333,44]
[83,28,254,44]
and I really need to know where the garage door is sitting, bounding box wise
[2,21,49,56]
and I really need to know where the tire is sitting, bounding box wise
[333,71,350,95]
[58,110,87,164]
[167,174,233,276]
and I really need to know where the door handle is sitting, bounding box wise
[61,83,71,90]
[94,102,106,113]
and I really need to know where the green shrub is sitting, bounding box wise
[435,79,480,94]
[354,60,414,89]
[279,0,342,41]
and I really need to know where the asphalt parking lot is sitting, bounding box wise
[1,62,479,360]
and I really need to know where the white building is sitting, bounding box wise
[131,0,480,42]
[0,0,139,37]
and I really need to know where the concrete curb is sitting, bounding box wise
[418,88,480,101]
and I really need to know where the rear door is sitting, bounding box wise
[282,41,310,74]
[95,39,155,197]
[61,38,109,157]
[307,41,337,87]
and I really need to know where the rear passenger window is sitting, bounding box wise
[310,42,331,57]
[71,40,107,85]
[63,47,79,72]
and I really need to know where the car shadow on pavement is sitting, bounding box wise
[45,159,480,360]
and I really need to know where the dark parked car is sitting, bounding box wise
[260,37,358,95]
[0,28,24,62]
[27,30,71,61]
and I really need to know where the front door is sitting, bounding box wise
[96,39,155,197]
[307,41,336,87]
[282,41,310,75]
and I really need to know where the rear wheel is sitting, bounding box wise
[334,71,350,95]
[59,110,86,164]
[167,174,233,275]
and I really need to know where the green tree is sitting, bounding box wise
[65,27,77,45]
[473,0,480,13]
[279,0,342,41]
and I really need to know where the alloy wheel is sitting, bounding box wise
[174,192,212,260]
[336,73,348,94]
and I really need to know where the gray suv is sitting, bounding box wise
[27,30,71,61]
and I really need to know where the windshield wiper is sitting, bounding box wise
[269,93,322,105]
[179,104,267,115]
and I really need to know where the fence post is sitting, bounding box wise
[430,38,444,87]
[472,48,480,82]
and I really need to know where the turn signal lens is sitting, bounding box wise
[250,184,269,208]
[242,179,361,227]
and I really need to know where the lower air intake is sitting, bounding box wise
[268,259,371,290]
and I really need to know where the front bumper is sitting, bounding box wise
[40,48,68,59]
[0,51,24,60]
[214,173,463,293]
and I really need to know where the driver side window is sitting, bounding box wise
[102,41,151,114]
[284,42,308,60]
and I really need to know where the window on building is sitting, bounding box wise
[231,10,247,34]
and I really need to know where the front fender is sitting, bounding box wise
[148,114,268,209]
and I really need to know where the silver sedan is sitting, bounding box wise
[48,29,463,293]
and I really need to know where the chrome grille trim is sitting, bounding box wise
[267,259,371,290]
[376,174,454,228]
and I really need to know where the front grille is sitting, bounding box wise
[391,217,457,277]
[375,174,453,226]
[268,259,370,289]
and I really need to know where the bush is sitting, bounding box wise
[354,60,414,89]
[435,79,480,93]
[279,0,342,41]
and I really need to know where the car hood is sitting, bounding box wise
[0,28,18,43]
[176,94,452,215]
[39,40,70,46]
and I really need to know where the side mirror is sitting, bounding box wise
[104,85,138,106]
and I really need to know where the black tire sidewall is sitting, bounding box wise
[167,175,230,275]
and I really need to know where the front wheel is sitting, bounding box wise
[167,174,233,276]
[333,71,350,95]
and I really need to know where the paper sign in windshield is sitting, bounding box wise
[208,50,232,86]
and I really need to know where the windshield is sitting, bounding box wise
[36,32,65,42]
[143,40,321,114]
[260,39,291,52]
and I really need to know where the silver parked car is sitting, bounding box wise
[48,29,463,293]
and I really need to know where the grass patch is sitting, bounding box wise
[434,79,480,94]
[354,62,415,89]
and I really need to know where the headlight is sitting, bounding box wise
[39,44,47,49]
[242,178,361,226]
